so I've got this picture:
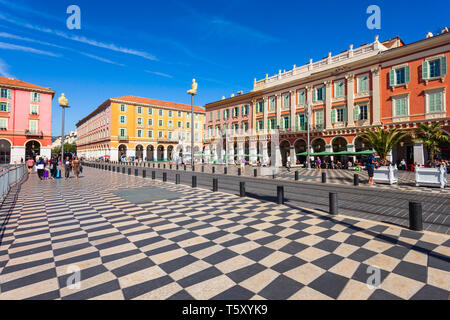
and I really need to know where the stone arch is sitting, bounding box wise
[118,144,127,160]
[157,145,165,161]
[332,137,348,153]
[294,138,307,164]
[280,140,291,166]
[0,139,11,164]
[311,138,326,153]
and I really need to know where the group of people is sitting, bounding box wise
[26,156,82,180]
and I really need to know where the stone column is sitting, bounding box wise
[262,140,269,165]
[276,94,282,129]
[290,90,296,131]
[290,146,296,164]
[143,147,147,161]
[228,142,235,164]
[325,81,333,129]
[204,145,210,164]
[249,140,257,164]
[326,145,333,162]
[153,148,157,162]
[371,66,381,125]
[345,73,355,127]
[263,96,269,134]
[237,142,244,162]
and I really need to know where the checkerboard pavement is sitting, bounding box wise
[0,168,449,300]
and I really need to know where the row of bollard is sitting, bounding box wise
[91,162,424,232]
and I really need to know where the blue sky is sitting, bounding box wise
[0,0,449,136]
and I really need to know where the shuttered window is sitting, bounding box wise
[334,81,345,97]
[394,98,407,116]
[428,92,443,112]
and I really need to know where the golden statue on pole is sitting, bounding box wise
[58,93,69,107]
[187,79,198,96]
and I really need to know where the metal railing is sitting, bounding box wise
[0,165,26,202]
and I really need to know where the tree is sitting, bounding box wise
[51,142,77,155]
[413,123,450,163]
[358,127,410,161]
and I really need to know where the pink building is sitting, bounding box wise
[0,77,54,164]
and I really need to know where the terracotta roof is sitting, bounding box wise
[111,96,205,113]
[0,76,55,94]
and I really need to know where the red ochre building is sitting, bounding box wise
[204,31,449,166]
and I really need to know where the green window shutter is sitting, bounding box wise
[343,108,347,122]
[6,103,10,112]
[322,87,326,99]
[354,106,359,121]
[313,89,317,101]
[440,57,447,76]
[331,109,336,123]
[436,92,442,111]
[405,66,410,84]
[389,69,396,86]
[7,89,11,99]
[422,61,429,80]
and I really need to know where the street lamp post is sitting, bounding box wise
[187,79,198,168]
[58,93,69,169]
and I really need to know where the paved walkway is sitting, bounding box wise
[0,168,449,300]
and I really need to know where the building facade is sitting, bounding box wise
[204,32,449,166]
[51,130,78,150]
[0,77,54,164]
[76,96,205,162]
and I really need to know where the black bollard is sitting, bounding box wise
[163,164,166,169]
[170,165,172,170]
[254,169,257,177]
[212,167,215,174]
[277,186,284,204]
[176,174,180,184]
[184,165,187,171]
[128,168,131,175]
[192,165,195,172]
[158,164,160,169]
[122,167,125,174]
[273,171,276,179]
[176,165,179,170]
[135,169,138,176]
[212,178,218,192]
[153,163,155,168]
[113,166,116,172]
[329,193,338,215]
[152,171,156,180]
[322,172,327,183]
[202,166,204,173]
[163,172,167,182]
[192,176,197,188]
[295,171,299,181]
[409,202,423,231]
[238,168,241,176]
[224,167,227,175]
[143,170,146,178]
[240,182,245,197]
[354,174,359,186]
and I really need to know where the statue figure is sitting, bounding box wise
[187,79,198,95]
[58,93,69,107]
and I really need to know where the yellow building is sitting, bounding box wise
[76,96,205,162]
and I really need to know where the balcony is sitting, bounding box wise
[25,130,43,138]
[118,135,129,141]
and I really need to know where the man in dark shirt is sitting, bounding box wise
[367,153,377,185]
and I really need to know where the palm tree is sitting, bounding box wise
[413,123,450,164]
[358,127,410,161]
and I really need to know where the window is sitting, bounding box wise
[357,75,369,93]
[119,128,127,137]
[186,122,190,129]
[332,107,347,123]
[29,120,38,133]
[158,119,164,126]
[297,90,305,105]
[233,123,239,134]
[209,113,213,121]
[269,97,276,111]
[217,110,220,120]
[297,114,305,130]
[394,97,408,116]
[334,81,345,98]
[268,118,277,130]
[148,130,153,138]
[178,111,182,117]
[137,117,143,125]
[137,106,143,114]
[1,89,11,99]
[194,122,199,129]
[242,104,249,116]
[314,87,325,101]
[168,110,173,117]
[168,120,173,127]
[314,110,324,127]
[31,92,40,102]
[233,107,239,117]
[148,107,153,115]
[159,109,164,117]
[158,131,164,138]
[224,109,230,119]
[136,129,143,138]
[354,105,368,120]
[0,118,7,130]
[148,118,153,126]
[120,104,127,112]
[0,102,10,112]
[283,94,290,109]
[256,101,264,113]
[177,121,182,128]
[256,120,264,131]
[390,66,410,86]
[119,115,126,124]
[30,105,39,115]
[168,131,173,141]
[242,122,249,132]
[428,92,443,112]
[186,112,191,118]
[281,116,290,129]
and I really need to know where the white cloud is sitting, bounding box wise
[0,41,61,57]
[0,32,67,49]
[0,58,12,77]
[79,52,125,67]
[0,14,158,61]
[145,70,173,78]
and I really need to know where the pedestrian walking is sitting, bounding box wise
[36,157,45,180]
[72,156,81,180]
[286,155,291,172]
[316,157,322,171]
[64,156,71,179]
[26,157,35,174]
[367,152,377,185]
